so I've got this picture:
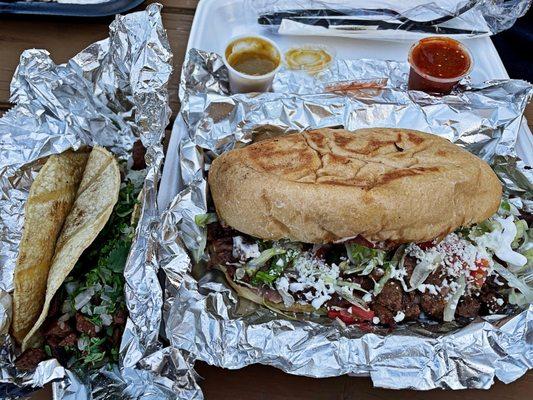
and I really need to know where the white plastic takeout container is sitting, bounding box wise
[160,0,532,211]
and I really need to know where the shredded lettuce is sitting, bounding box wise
[246,248,286,275]
[517,222,532,269]
[252,261,285,286]
[275,276,295,307]
[521,245,533,269]
[345,243,386,275]
[492,262,533,304]
[443,275,466,322]
[336,280,369,294]
[373,263,394,295]
[512,220,528,249]
[498,200,520,217]
[245,246,301,286]
[508,288,530,307]
[407,254,442,292]
[335,286,369,310]
[194,212,217,227]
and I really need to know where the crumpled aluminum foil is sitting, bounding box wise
[0,5,201,399]
[159,48,533,390]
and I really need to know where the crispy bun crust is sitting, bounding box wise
[208,128,502,244]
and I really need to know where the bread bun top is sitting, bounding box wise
[208,128,502,244]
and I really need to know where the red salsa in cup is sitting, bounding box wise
[408,37,472,94]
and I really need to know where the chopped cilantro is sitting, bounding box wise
[194,213,217,227]
[251,252,299,286]
[52,173,142,375]
[107,240,131,273]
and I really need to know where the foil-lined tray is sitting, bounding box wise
[0,5,201,399]
[159,48,533,390]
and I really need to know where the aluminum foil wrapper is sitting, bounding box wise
[0,5,201,399]
[159,48,533,390]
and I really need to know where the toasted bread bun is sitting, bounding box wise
[208,128,502,244]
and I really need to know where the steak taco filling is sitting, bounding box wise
[14,146,145,373]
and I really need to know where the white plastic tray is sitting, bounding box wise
[159,0,532,210]
[188,0,521,84]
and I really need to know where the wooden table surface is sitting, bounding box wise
[1,1,531,399]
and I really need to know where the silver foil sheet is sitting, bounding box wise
[159,48,533,390]
[0,5,201,399]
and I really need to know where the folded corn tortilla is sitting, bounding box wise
[11,146,120,350]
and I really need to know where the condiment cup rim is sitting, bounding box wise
[223,34,282,80]
[407,36,473,83]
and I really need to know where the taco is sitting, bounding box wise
[203,128,533,326]
[12,146,144,373]
[12,149,90,344]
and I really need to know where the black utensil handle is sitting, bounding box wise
[257,2,480,27]
[258,8,402,25]
[415,0,480,27]
[268,16,487,35]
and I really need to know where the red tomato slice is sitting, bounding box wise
[470,258,489,287]
[328,306,375,325]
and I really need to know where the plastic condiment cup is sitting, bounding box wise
[284,44,335,74]
[407,37,473,94]
[223,35,282,94]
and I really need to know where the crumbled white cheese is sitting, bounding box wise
[275,276,295,308]
[417,283,438,295]
[393,311,405,322]
[362,292,373,303]
[235,267,246,280]
[372,317,380,325]
[285,255,340,310]
[496,298,504,306]
[392,265,408,279]
[232,236,261,261]
[407,233,495,297]
[311,295,330,309]
[493,275,505,286]
[289,282,305,292]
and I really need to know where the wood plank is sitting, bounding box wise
[1,2,531,400]
[525,102,533,128]
[19,364,533,399]
[146,0,199,13]
[196,362,532,400]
